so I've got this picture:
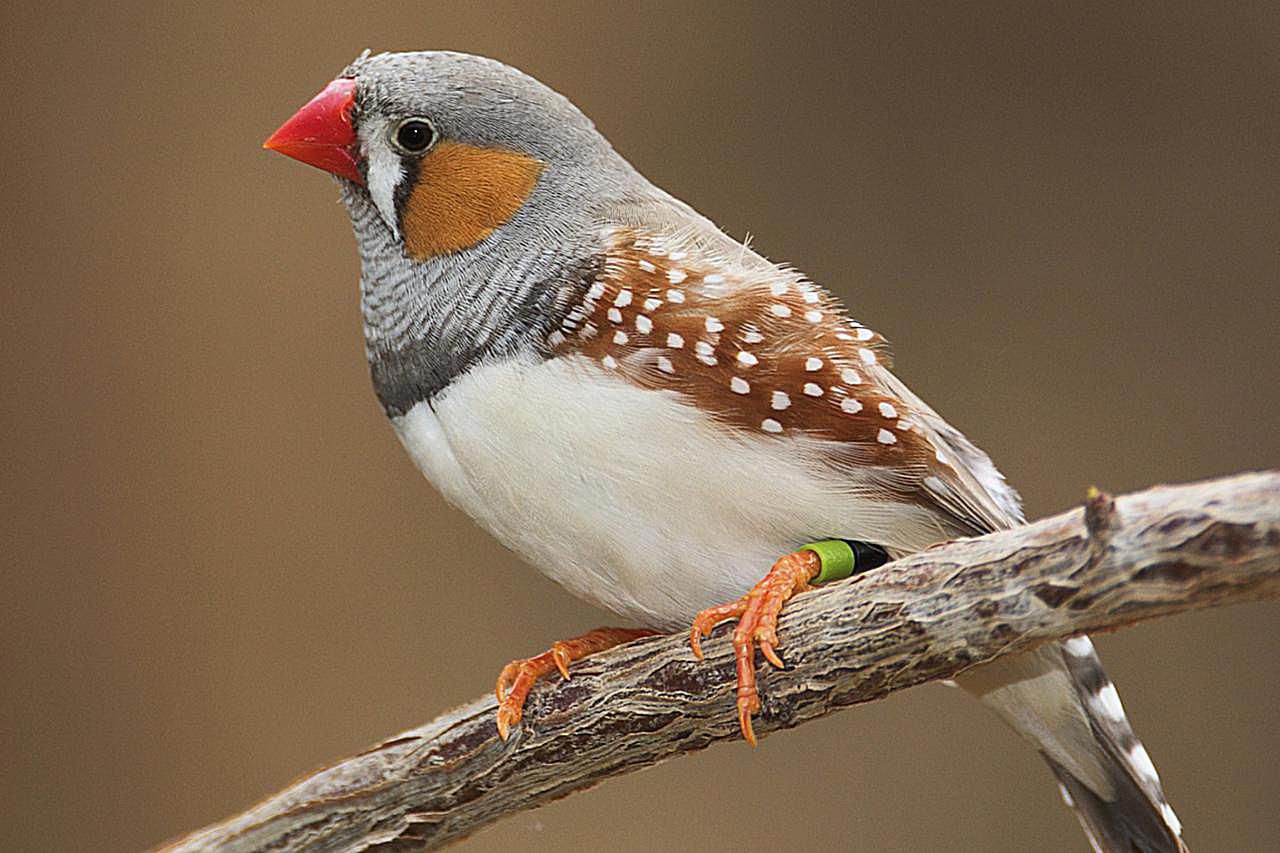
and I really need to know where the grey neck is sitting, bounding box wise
[342,186,602,417]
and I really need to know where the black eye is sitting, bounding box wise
[392,119,435,154]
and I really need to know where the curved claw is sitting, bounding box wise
[495,703,520,741]
[689,626,706,661]
[551,644,573,680]
[759,639,785,670]
[738,699,758,748]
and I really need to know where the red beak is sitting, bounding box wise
[263,78,363,185]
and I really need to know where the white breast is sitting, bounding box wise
[392,355,946,629]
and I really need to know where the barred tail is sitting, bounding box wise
[957,638,1185,852]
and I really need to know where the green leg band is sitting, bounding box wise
[800,540,857,584]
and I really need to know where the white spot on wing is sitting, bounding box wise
[601,354,618,369]
[656,356,674,374]
[667,268,688,284]
[859,348,877,365]
[607,308,622,324]
[877,428,896,444]
[803,383,823,397]
[613,330,628,345]
[761,418,783,433]
[737,351,758,367]
[643,297,662,311]
[705,317,724,333]
[878,402,898,419]
[666,289,685,303]
[770,304,792,318]
[804,357,823,371]
[841,398,863,414]
[666,332,684,349]
[730,376,750,394]
[771,391,791,410]
[614,289,633,307]
[638,259,656,273]
[635,315,653,334]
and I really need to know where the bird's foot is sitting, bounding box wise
[494,627,657,740]
[688,550,822,746]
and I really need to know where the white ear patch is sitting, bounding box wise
[359,118,404,239]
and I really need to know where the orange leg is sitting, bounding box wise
[495,627,657,740]
[688,550,821,746]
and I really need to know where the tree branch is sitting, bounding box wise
[163,470,1280,852]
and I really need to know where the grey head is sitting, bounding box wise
[331,50,665,416]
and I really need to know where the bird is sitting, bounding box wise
[264,50,1186,851]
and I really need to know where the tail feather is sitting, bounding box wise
[1050,756,1184,853]
[958,639,1185,852]
[881,368,1184,848]
[1057,635,1185,852]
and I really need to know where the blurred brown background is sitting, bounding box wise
[3,2,1278,850]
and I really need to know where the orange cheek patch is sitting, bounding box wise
[400,141,544,260]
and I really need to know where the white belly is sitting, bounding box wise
[392,355,944,629]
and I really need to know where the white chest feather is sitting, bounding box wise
[392,355,946,629]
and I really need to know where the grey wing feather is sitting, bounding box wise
[874,368,1024,533]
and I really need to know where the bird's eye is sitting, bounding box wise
[391,118,436,155]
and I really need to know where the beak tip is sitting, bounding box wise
[264,78,361,183]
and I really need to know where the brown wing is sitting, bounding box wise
[549,227,1021,541]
